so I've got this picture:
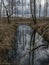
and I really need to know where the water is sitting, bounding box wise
[8,25,49,65]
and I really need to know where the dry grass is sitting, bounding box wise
[0,19,16,50]
[0,18,17,64]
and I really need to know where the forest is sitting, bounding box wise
[0,0,49,65]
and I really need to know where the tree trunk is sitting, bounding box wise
[30,0,36,65]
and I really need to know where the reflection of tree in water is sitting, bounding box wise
[8,25,49,65]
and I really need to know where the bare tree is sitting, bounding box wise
[1,0,15,23]
[30,0,36,65]
[44,0,48,17]
[30,0,49,65]
[30,0,34,18]
[0,2,2,17]
[39,0,41,18]
[2,0,10,23]
[6,0,17,15]
[22,0,23,16]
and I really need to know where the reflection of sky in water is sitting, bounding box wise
[8,25,49,65]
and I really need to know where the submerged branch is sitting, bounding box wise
[20,43,49,63]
